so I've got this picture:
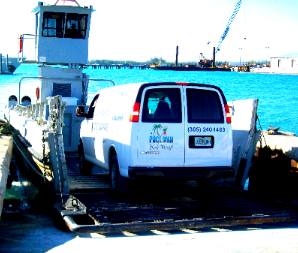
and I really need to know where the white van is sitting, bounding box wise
[78,82,233,190]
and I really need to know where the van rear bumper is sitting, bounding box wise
[128,166,234,179]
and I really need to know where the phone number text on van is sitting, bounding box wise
[188,127,226,133]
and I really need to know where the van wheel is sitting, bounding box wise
[79,143,91,175]
[110,154,120,191]
[110,153,127,192]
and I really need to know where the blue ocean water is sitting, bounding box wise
[0,64,297,135]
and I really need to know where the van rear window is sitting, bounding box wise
[187,89,224,123]
[142,88,182,123]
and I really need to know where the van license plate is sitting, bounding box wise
[189,136,214,148]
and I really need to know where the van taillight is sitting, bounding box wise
[129,102,140,122]
[225,104,232,124]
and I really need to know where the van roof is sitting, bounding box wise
[96,83,143,95]
[136,82,227,104]
[96,82,227,103]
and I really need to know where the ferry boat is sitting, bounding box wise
[4,1,298,235]
[4,0,259,212]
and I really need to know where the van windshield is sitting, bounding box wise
[142,88,182,123]
[187,88,224,123]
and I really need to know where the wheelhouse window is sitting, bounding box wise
[187,89,224,123]
[42,12,88,39]
[42,12,64,37]
[142,88,182,123]
[65,13,87,38]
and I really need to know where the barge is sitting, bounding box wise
[153,66,231,72]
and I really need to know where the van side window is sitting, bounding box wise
[187,89,224,123]
[142,88,182,123]
[87,94,99,119]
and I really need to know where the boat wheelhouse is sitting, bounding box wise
[20,1,92,65]
[8,1,94,153]
[5,1,97,196]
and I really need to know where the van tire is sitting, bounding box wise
[79,142,91,175]
[110,153,127,192]
[110,153,120,191]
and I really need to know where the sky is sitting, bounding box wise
[0,0,298,63]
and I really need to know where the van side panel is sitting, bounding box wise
[92,84,140,176]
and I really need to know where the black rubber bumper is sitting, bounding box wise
[128,166,234,179]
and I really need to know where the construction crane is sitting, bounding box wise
[215,0,243,54]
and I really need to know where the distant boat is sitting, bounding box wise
[0,55,20,74]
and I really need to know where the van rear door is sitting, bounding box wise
[134,85,184,167]
[184,85,233,167]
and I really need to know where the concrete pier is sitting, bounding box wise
[0,135,13,218]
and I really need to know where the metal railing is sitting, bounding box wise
[18,34,37,63]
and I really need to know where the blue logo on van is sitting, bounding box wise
[149,124,173,144]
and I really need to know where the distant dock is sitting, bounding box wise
[87,63,150,70]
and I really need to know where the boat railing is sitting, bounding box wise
[19,33,97,66]
[18,34,37,63]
